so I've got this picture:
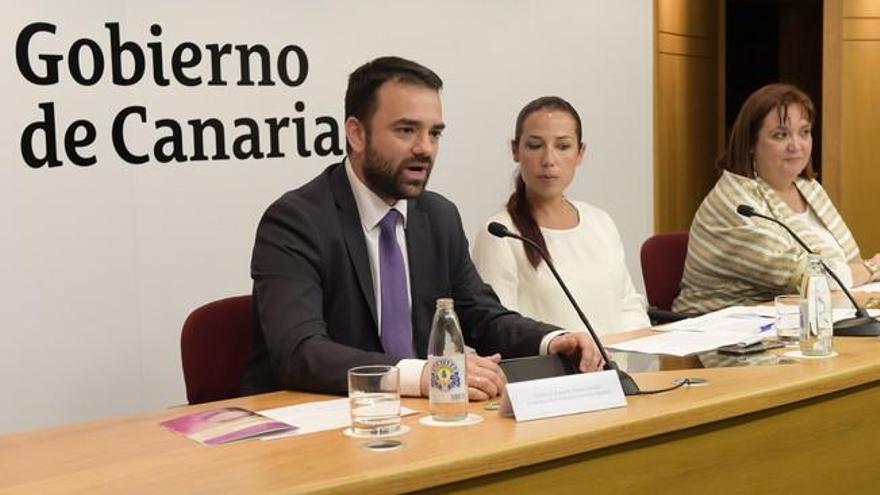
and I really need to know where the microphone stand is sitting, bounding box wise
[489,223,641,395]
[737,205,880,337]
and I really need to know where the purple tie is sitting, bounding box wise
[378,209,414,358]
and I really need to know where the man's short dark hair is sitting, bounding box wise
[344,56,443,126]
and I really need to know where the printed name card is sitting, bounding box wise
[499,370,627,422]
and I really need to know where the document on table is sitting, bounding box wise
[257,398,419,440]
[658,306,774,334]
[608,330,762,357]
[613,306,775,356]
[853,282,880,293]
[748,305,880,322]
[627,305,880,356]
[839,307,880,320]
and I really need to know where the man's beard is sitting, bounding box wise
[362,142,433,201]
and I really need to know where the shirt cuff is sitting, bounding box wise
[397,358,427,397]
[539,330,570,355]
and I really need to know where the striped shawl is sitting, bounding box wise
[672,170,861,315]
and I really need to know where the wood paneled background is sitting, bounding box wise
[835,0,880,255]
[656,0,879,258]
[654,0,723,233]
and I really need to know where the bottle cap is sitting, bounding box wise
[435,298,454,309]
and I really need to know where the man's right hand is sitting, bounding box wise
[420,353,506,401]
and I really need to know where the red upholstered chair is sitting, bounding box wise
[181,295,252,404]
[640,232,690,322]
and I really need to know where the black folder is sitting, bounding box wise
[499,354,577,383]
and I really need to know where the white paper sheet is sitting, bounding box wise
[833,307,877,322]
[853,282,880,293]
[633,305,880,356]
[750,305,880,322]
[659,306,774,334]
[608,331,754,357]
[658,305,879,336]
[257,398,419,440]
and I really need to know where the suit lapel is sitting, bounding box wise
[329,164,378,327]
[406,202,435,358]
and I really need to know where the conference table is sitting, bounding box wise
[2,329,880,494]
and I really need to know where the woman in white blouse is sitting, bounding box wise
[472,96,649,335]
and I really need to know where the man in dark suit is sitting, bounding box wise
[241,56,602,398]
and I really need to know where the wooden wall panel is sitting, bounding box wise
[823,0,843,204]
[826,0,880,256]
[654,0,721,233]
[657,0,716,36]
[841,10,880,255]
[844,0,880,18]
[843,18,880,38]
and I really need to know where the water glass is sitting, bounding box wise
[775,295,801,344]
[347,365,401,437]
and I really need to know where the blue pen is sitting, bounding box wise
[737,324,774,347]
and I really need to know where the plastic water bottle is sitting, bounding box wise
[427,298,468,421]
[800,254,833,356]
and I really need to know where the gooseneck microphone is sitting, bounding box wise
[736,204,880,336]
[488,221,641,395]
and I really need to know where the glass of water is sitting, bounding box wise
[347,365,401,437]
[775,295,801,345]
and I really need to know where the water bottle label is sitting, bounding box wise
[429,355,466,403]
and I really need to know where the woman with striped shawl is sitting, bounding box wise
[673,84,880,315]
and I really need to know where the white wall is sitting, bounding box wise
[0,0,653,434]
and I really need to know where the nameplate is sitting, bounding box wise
[499,370,627,422]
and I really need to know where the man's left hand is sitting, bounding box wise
[547,332,605,372]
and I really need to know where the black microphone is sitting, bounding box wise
[736,204,880,337]
[487,221,641,395]
[487,222,509,238]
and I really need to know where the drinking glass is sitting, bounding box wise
[347,365,401,437]
[775,295,801,345]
